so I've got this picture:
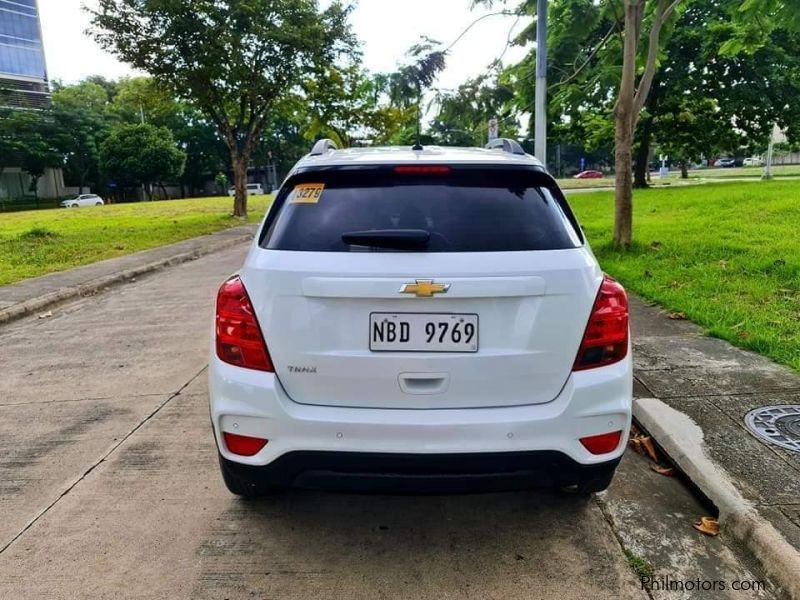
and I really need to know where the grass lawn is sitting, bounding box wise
[692,164,800,179]
[0,195,272,286]
[569,180,800,371]
[558,176,682,190]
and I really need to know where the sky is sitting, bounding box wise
[38,0,532,91]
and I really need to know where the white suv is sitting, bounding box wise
[209,139,632,496]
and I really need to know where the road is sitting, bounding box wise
[0,245,776,599]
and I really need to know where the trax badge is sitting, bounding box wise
[399,279,450,298]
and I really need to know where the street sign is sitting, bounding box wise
[488,118,499,143]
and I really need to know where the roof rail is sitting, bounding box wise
[485,138,526,156]
[309,138,338,156]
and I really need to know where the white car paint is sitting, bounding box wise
[60,194,104,208]
[208,144,633,492]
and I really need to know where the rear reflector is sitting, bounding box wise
[393,165,451,174]
[223,432,268,456]
[215,276,274,371]
[580,431,623,455]
[573,276,629,371]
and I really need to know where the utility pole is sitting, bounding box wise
[534,0,548,166]
[763,123,778,180]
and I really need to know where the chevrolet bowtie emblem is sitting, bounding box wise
[399,279,451,298]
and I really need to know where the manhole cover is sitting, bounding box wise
[745,405,800,453]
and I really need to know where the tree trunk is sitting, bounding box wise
[680,160,689,179]
[614,117,634,249]
[634,116,652,188]
[231,153,249,218]
[613,0,643,249]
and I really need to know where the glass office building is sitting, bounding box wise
[0,0,50,108]
[0,0,60,201]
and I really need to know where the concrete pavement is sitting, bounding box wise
[0,243,781,599]
[629,298,800,597]
[0,224,256,325]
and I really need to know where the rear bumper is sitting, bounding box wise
[219,450,621,494]
[208,351,633,473]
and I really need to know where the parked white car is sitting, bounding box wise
[60,194,105,208]
[227,183,265,197]
[209,139,632,497]
[743,157,764,167]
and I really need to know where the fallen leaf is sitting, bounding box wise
[37,310,53,319]
[693,516,720,536]
[628,436,643,455]
[641,436,659,463]
[649,241,662,250]
[650,464,675,476]
[668,280,681,289]
[719,260,728,269]
[667,312,686,320]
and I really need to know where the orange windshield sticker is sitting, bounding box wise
[289,183,325,204]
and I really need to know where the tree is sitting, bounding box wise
[430,73,517,146]
[479,0,686,245]
[100,123,185,200]
[0,107,21,184]
[303,60,413,148]
[653,98,735,178]
[382,39,448,145]
[0,107,62,200]
[90,0,355,218]
[110,77,228,197]
[110,77,184,130]
[722,0,800,54]
[611,1,684,248]
[630,1,800,184]
[52,81,110,193]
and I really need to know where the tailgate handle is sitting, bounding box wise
[398,373,449,395]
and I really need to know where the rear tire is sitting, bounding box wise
[218,453,277,499]
[95,202,102,206]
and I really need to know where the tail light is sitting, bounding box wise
[573,276,629,371]
[223,432,268,456]
[580,431,623,455]
[215,275,273,371]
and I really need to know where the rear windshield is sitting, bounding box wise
[260,167,582,252]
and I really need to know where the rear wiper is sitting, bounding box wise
[341,229,430,250]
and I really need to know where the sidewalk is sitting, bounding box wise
[629,297,800,598]
[0,224,256,325]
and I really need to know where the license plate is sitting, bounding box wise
[369,313,478,353]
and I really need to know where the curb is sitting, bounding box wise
[0,231,253,327]
[634,397,800,599]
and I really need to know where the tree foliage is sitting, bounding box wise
[100,123,186,199]
[0,107,62,197]
[90,0,355,217]
[52,82,110,193]
[430,74,517,146]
